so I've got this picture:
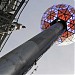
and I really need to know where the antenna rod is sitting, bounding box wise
[0,22,65,75]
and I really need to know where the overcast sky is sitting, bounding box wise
[0,0,75,75]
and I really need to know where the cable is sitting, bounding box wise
[16,0,29,22]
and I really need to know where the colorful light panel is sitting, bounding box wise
[41,4,75,45]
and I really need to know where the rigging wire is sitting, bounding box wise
[16,0,29,22]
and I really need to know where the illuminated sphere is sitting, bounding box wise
[41,4,75,45]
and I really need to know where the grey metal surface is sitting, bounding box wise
[0,22,65,75]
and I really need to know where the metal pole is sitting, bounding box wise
[0,22,65,75]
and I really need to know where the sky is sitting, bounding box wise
[0,0,75,75]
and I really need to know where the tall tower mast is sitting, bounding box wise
[0,4,74,75]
